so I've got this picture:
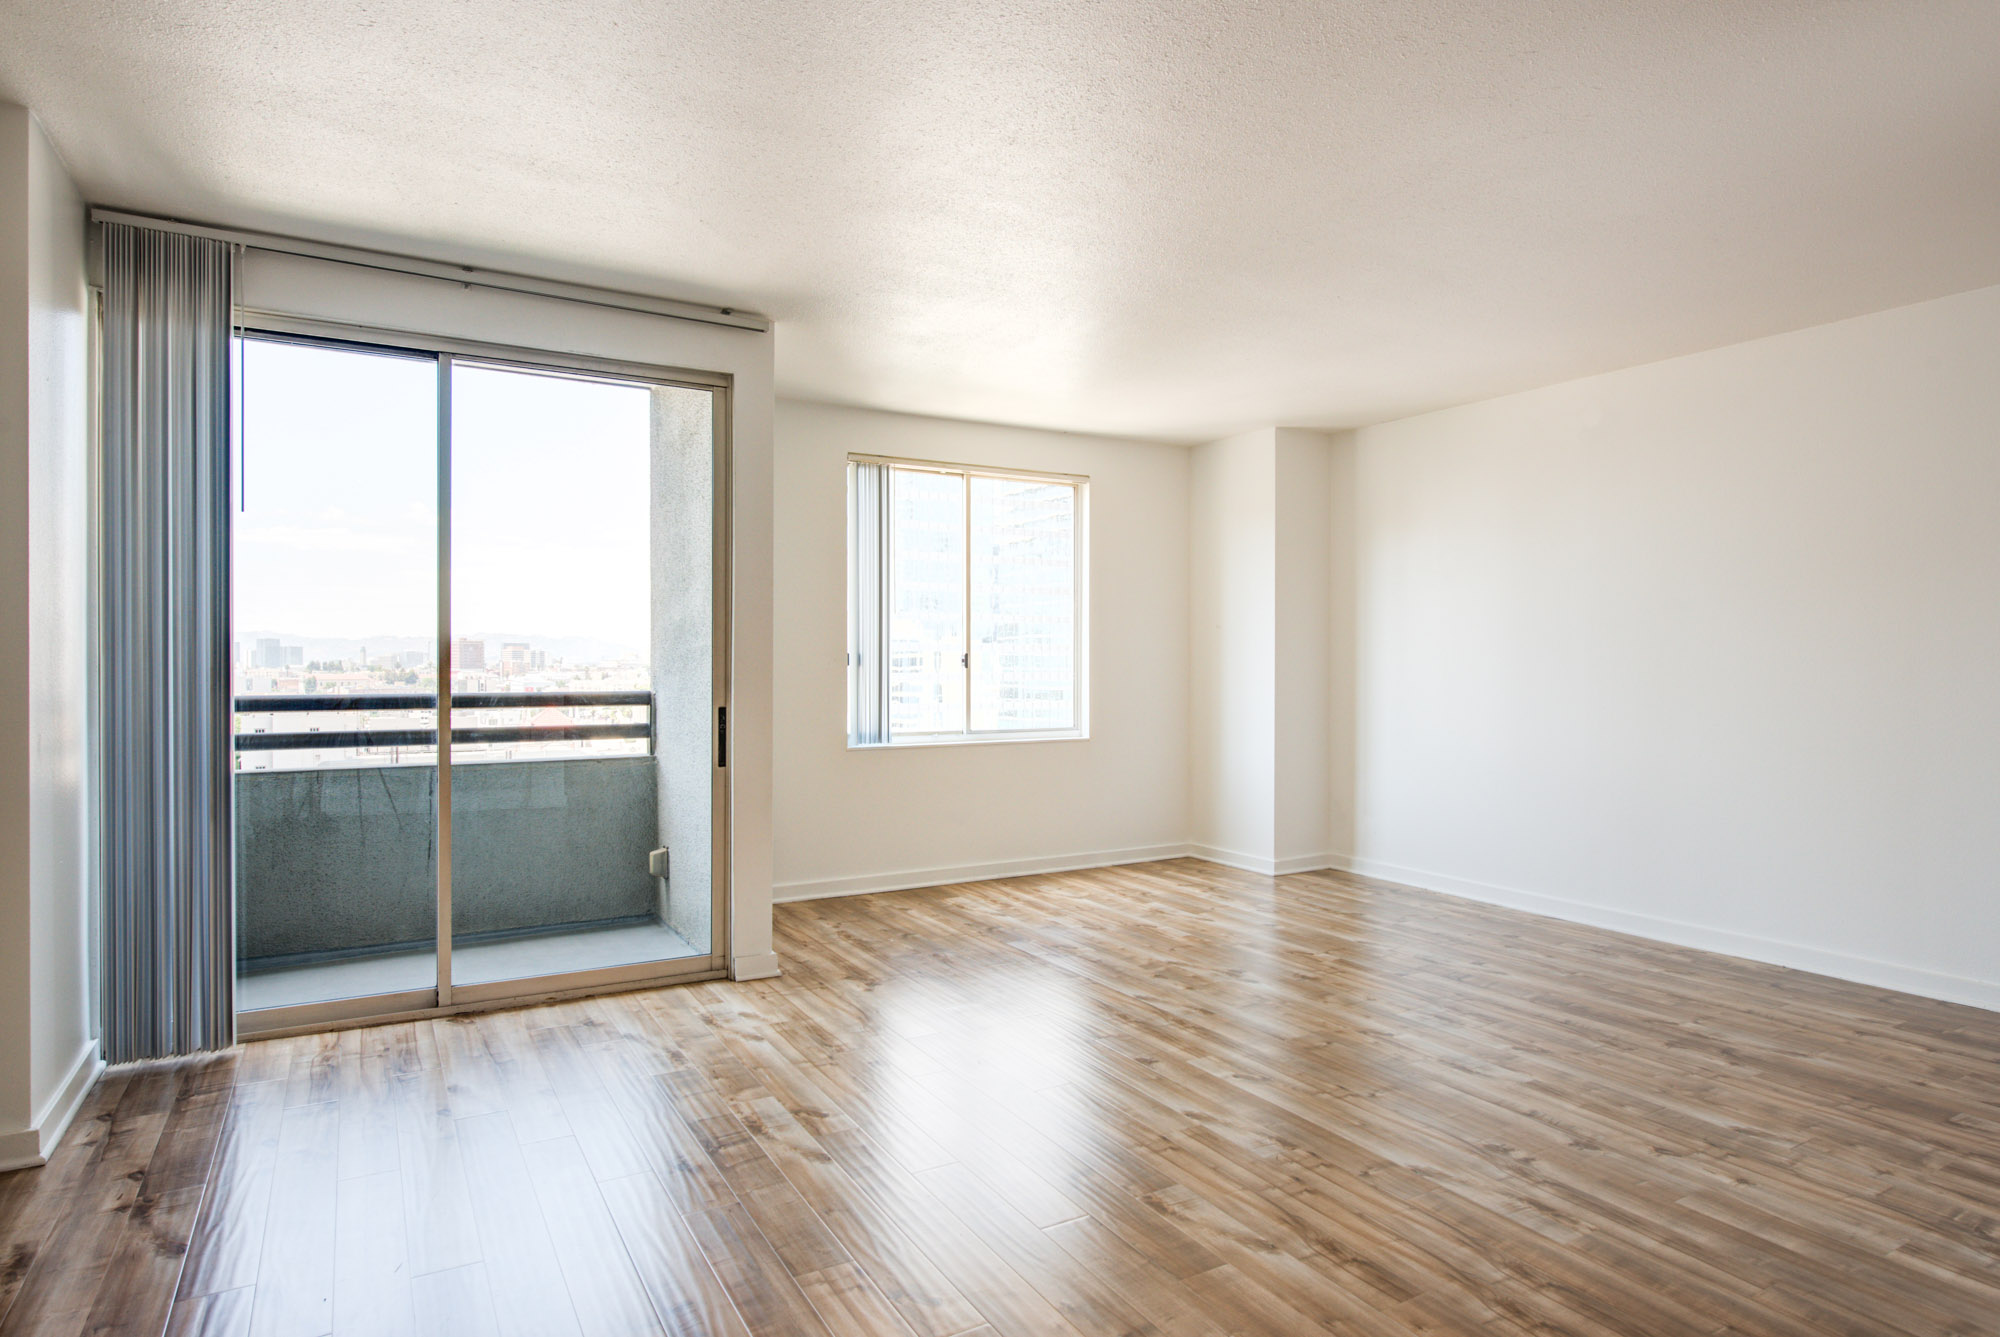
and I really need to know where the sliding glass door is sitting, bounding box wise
[231,331,725,1028]
[232,339,441,1012]
[445,361,716,992]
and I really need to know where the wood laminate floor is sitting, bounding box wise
[2,859,1997,1336]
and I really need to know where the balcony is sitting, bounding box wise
[234,691,704,1011]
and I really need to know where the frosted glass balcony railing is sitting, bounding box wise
[232,691,701,1008]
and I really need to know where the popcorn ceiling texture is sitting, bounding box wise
[3,1,1997,439]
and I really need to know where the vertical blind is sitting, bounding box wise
[98,222,236,1061]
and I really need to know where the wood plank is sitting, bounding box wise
[165,1286,256,1337]
[79,1184,207,1337]
[453,1113,582,1337]
[518,1137,666,1337]
[0,1065,183,1335]
[8,858,1998,1336]
[408,1265,501,1337]
[794,1261,922,1337]
[682,1201,835,1337]
[390,1069,484,1279]
[245,1099,339,1337]
[0,1071,132,1329]
[332,1170,416,1335]
[598,1170,754,1337]
[731,1093,986,1337]
[334,1053,401,1182]
[178,1078,287,1299]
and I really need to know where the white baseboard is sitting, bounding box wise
[773,839,1996,1015]
[729,951,782,981]
[37,1039,103,1161]
[1339,855,2000,1014]
[1188,844,1274,874]
[1186,845,1338,876]
[772,843,1197,904]
[0,1038,103,1171]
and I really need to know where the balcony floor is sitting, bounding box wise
[237,919,700,1013]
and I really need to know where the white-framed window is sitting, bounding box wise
[848,454,1087,746]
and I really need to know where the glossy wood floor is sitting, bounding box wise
[4,859,1998,1336]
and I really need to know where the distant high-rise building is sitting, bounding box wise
[452,637,486,671]
[501,642,531,675]
[252,637,304,669]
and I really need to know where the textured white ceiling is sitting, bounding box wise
[4,1,1998,440]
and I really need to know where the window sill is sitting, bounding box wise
[847,730,1088,751]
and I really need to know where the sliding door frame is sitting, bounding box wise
[233,313,734,1039]
[436,350,455,1007]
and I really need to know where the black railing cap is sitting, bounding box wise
[235,691,653,712]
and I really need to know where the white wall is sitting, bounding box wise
[1187,427,1335,873]
[1273,429,1332,866]
[0,102,33,1167]
[0,103,94,1170]
[1188,430,1275,867]
[1338,282,2000,1010]
[772,400,1189,899]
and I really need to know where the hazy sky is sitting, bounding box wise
[235,338,663,658]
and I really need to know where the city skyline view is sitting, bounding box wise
[885,464,1077,737]
[233,338,654,666]
[233,337,659,771]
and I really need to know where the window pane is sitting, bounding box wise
[970,476,1075,732]
[889,467,966,734]
[232,336,439,1010]
[449,364,653,766]
[449,363,714,984]
[233,338,439,772]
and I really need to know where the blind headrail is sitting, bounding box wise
[88,207,770,334]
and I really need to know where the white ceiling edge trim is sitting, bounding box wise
[85,206,771,334]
